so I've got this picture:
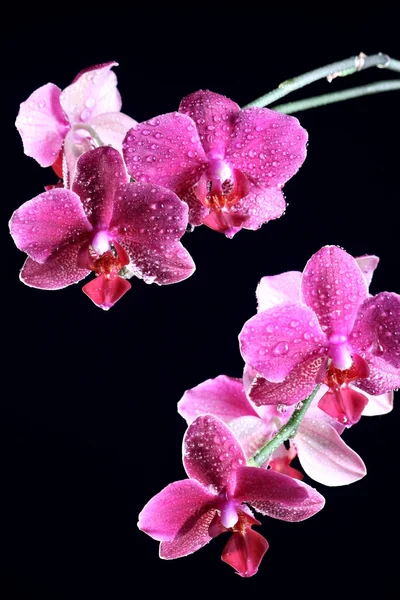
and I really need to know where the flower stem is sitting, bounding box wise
[244,52,400,108]
[248,384,321,468]
[272,80,400,114]
[72,123,105,147]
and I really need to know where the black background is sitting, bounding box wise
[1,8,399,599]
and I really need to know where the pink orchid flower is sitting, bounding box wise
[15,61,137,186]
[123,90,307,237]
[138,415,324,577]
[9,146,195,310]
[239,246,399,425]
[178,374,370,487]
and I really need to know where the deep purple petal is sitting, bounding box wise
[60,62,121,124]
[183,416,246,494]
[109,182,195,285]
[355,255,380,287]
[138,479,216,542]
[350,292,400,368]
[225,107,308,192]
[159,508,217,559]
[9,189,92,263]
[15,83,70,167]
[221,529,269,578]
[239,304,325,382]
[301,246,368,337]
[234,467,325,522]
[179,90,240,156]
[178,375,259,424]
[355,354,400,396]
[72,146,129,229]
[123,113,208,196]
[295,408,366,486]
[20,246,90,289]
[360,389,394,416]
[256,271,302,312]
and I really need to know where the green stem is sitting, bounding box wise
[244,53,400,108]
[272,80,400,114]
[248,384,321,468]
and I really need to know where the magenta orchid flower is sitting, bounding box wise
[123,90,307,237]
[9,146,195,310]
[178,374,370,486]
[15,61,137,185]
[138,415,324,577]
[239,246,399,425]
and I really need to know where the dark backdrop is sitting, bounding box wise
[1,8,399,599]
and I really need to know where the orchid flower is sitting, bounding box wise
[123,90,307,237]
[239,246,399,425]
[15,61,137,186]
[138,415,324,577]
[9,146,194,310]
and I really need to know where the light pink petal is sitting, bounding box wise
[178,375,259,425]
[221,529,269,578]
[269,445,304,480]
[360,389,394,416]
[82,273,131,310]
[225,107,308,192]
[229,416,271,459]
[350,292,400,368]
[183,416,246,494]
[109,182,195,285]
[355,354,400,396]
[244,357,324,406]
[226,182,286,231]
[123,113,208,196]
[234,467,325,522]
[15,83,70,167]
[20,246,90,289]
[356,255,380,287]
[256,271,302,312]
[9,189,91,263]
[318,387,368,426]
[89,112,137,149]
[72,146,129,229]
[295,408,366,486]
[301,246,368,337]
[138,479,216,542]
[60,62,121,124]
[239,303,325,382]
[179,90,240,156]
[159,508,217,559]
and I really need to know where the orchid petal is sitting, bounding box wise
[295,408,366,486]
[355,255,380,287]
[123,113,208,196]
[178,375,259,424]
[15,83,70,167]
[256,271,302,312]
[89,112,138,148]
[226,183,286,231]
[60,62,121,124]
[301,246,368,337]
[9,189,91,263]
[318,387,368,426]
[179,90,240,156]
[159,508,217,559]
[234,467,325,522]
[20,246,90,289]
[72,147,129,229]
[82,273,131,310]
[222,529,269,578]
[360,389,394,416]
[183,416,246,494]
[355,354,400,396]
[239,303,325,382]
[229,417,271,459]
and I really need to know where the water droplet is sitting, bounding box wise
[273,341,289,356]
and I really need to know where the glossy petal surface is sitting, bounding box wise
[257,271,302,312]
[21,246,90,289]
[222,529,269,578]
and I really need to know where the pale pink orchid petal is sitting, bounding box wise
[159,509,218,559]
[138,479,216,542]
[9,188,92,263]
[301,246,368,338]
[72,146,129,229]
[82,273,131,310]
[256,271,302,312]
[350,292,400,368]
[294,408,367,486]
[15,83,70,167]
[239,303,325,383]
[178,375,259,424]
[234,467,325,522]
[89,112,137,149]
[354,354,400,396]
[221,528,269,578]
[183,416,246,494]
[179,90,239,156]
[318,386,368,426]
[360,389,394,416]
[109,182,194,285]
[21,247,90,289]
[60,62,122,124]
[355,255,380,287]
[225,107,308,193]
[123,113,208,195]
[229,416,271,459]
